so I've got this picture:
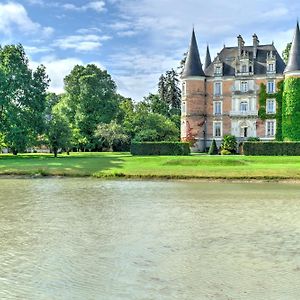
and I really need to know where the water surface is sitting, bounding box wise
[1,178,300,299]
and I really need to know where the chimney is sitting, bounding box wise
[253,33,259,59]
[237,35,244,57]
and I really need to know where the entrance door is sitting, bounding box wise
[243,127,248,138]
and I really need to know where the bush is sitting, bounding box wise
[220,149,232,155]
[221,135,237,153]
[208,139,218,155]
[247,137,260,142]
[243,141,300,156]
[131,142,190,156]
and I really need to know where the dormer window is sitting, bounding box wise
[241,65,247,73]
[215,66,221,75]
[241,81,248,92]
[268,63,275,72]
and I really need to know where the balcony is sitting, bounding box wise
[232,89,254,95]
[230,110,258,117]
[235,71,254,77]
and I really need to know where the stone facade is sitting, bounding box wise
[181,30,285,151]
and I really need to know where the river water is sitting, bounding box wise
[1,178,300,299]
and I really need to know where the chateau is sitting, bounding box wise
[181,26,292,151]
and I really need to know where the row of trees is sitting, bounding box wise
[0,44,182,156]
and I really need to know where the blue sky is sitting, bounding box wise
[0,0,299,100]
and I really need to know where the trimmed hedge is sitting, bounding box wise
[131,142,190,156]
[243,141,300,156]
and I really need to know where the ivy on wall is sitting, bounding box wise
[257,81,283,141]
[282,77,300,141]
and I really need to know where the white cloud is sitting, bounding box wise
[30,56,105,94]
[53,34,111,52]
[0,2,54,37]
[63,1,105,13]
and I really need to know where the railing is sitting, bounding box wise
[232,89,254,95]
[230,110,258,117]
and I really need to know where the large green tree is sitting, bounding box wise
[0,44,49,154]
[63,64,119,150]
[282,42,292,64]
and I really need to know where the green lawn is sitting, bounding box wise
[1,152,300,179]
[0,153,300,179]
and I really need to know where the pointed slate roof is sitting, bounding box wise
[204,45,212,70]
[284,22,300,73]
[182,29,205,78]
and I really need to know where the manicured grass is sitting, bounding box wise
[1,152,300,180]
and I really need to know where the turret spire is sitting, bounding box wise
[204,44,212,70]
[182,29,205,78]
[284,21,300,73]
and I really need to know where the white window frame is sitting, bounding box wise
[213,101,222,115]
[240,101,248,112]
[215,66,222,75]
[268,63,275,72]
[267,80,275,94]
[182,101,186,114]
[266,99,276,114]
[214,82,222,96]
[213,121,223,138]
[266,120,276,137]
[241,81,248,92]
[241,65,247,73]
[182,82,186,96]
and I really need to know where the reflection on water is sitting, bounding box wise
[1,178,300,299]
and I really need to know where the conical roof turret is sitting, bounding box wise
[204,45,212,70]
[285,22,300,73]
[182,29,205,78]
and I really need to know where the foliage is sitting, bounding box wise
[282,42,292,64]
[258,83,267,120]
[63,64,119,150]
[247,137,260,141]
[221,135,237,153]
[0,44,49,154]
[131,142,190,156]
[282,77,300,141]
[46,112,72,158]
[0,132,6,150]
[208,139,218,155]
[243,141,300,156]
[158,69,181,115]
[275,80,284,141]
[220,149,232,155]
[94,120,129,151]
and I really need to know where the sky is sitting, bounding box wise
[0,0,299,101]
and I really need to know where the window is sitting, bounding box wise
[213,121,222,137]
[182,82,186,96]
[241,81,248,92]
[266,99,276,114]
[241,65,247,73]
[182,101,186,114]
[214,101,222,115]
[249,65,252,73]
[268,63,275,72]
[240,101,248,112]
[267,81,275,93]
[266,120,276,137]
[215,66,221,75]
[214,82,222,96]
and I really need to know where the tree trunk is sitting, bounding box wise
[12,149,18,155]
[54,148,58,158]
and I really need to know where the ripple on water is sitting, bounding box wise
[1,179,300,299]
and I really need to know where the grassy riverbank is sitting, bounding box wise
[1,152,300,180]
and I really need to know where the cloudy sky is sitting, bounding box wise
[0,0,298,100]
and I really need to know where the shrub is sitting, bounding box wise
[220,149,232,155]
[131,142,190,156]
[243,141,300,156]
[247,137,260,142]
[221,135,237,153]
[208,139,218,155]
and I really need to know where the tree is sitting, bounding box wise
[143,93,169,116]
[208,139,218,155]
[0,44,49,154]
[221,135,237,153]
[63,64,119,150]
[47,112,72,158]
[158,69,181,115]
[94,120,129,151]
[282,42,292,64]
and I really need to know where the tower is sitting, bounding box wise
[282,21,300,141]
[181,29,207,151]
